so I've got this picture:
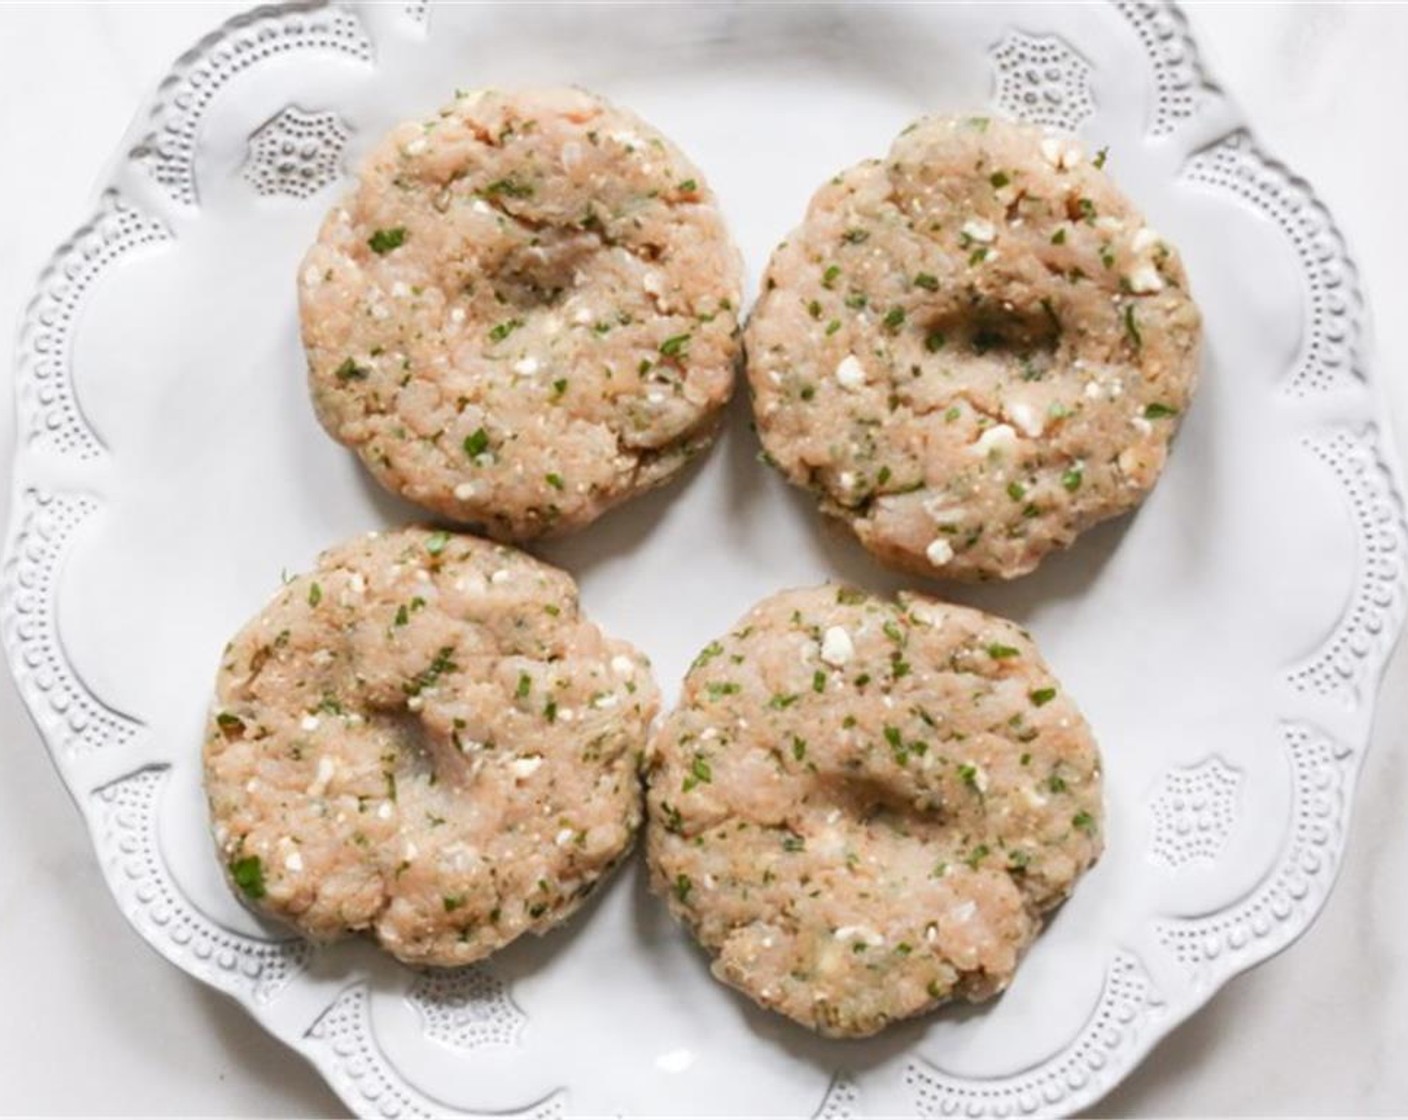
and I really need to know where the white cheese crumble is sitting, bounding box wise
[1006,401,1045,438]
[961,218,996,244]
[1131,226,1161,254]
[611,655,636,677]
[284,851,304,872]
[1040,136,1083,170]
[555,828,575,846]
[404,137,428,156]
[833,925,885,947]
[820,626,854,667]
[926,538,955,566]
[513,356,541,376]
[510,756,544,779]
[835,354,867,391]
[449,307,466,325]
[971,423,1019,457]
[1127,263,1164,293]
[309,756,336,797]
[592,693,619,709]
[1131,415,1154,436]
[453,482,477,501]
[300,714,320,733]
[490,568,512,585]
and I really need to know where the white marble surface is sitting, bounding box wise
[0,3,1404,1115]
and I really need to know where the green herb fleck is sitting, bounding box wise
[1051,227,1067,246]
[334,357,369,382]
[307,582,322,607]
[659,333,692,358]
[443,893,467,912]
[1144,402,1178,419]
[1073,810,1097,835]
[673,873,693,902]
[425,530,450,556]
[822,264,842,289]
[986,643,1020,660]
[812,670,827,694]
[229,855,266,900]
[1030,687,1057,707]
[842,228,870,244]
[677,178,698,193]
[883,306,906,331]
[925,330,946,352]
[1124,304,1142,349]
[1093,146,1109,169]
[545,472,565,491]
[484,178,535,199]
[914,272,939,291]
[463,427,490,458]
[368,227,407,254]
[1062,465,1083,492]
[1006,481,1026,502]
[516,672,532,699]
[488,318,523,343]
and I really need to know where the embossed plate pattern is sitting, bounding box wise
[5,3,1405,1116]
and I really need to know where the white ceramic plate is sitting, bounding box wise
[6,2,1405,1116]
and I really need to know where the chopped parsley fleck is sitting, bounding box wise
[877,465,892,486]
[683,755,713,792]
[826,319,842,335]
[812,670,827,694]
[989,170,1011,189]
[334,357,369,382]
[1051,227,1067,246]
[1124,304,1142,349]
[925,330,946,352]
[425,530,450,555]
[842,228,870,244]
[807,299,823,320]
[551,378,568,400]
[544,698,558,722]
[1030,687,1058,707]
[706,681,740,699]
[443,893,466,912]
[1077,198,1097,223]
[307,582,322,607]
[229,854,266,900]
[965,116,990,132]
[844,291,868,310]
[914,272,939,291]
[677,178,698,192]
[1144,402,1179,419]
[768,692,800,710]
[1062,465,1083,492]
[965,844,990,869]
[545,472,565,491]
[986,643,1020,659]
[488,318,523,343]
[394,604,409,627]
[673,873,693,902]
[1047,774,1069,794]
[883,306,906,331]
[1093,146,1109,169]
[484,178,534,198]
[1006,481,1026,502]
[969,247,989,266]
[944,405,961,422]
[692,641,724,670]
[516,672,532,699]
[463,427,490,458]
[958,763,980,791]
[1073,810,1097,835]
[792,735,808,761]
[368,227,407,254]
[659,333,692,358]
[822,264,842,289]
[782,833,806,852]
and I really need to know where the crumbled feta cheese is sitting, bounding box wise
[284,851,304,872]
[1131,226,1161,254]
[555,828,575,846]
[971,423,1019,457]
[490,569,512,585]
[391,281,410,300]
[1127,263,1164,293]
[405,137,428,156]
[1040,136,1083,170]
[593,693,619,710]
[820,626,854,667]
[1132,415,1154,436]
[962,218,996,244]
[406,695,424,712]
[1007,401,1045,438]
[453,482,476,501]
[926,538,955,566]
[300,715,320,733]
[309,756,335,797]
[837,471,857,492]
[510,756,544,779]
[611,655,635,676]
[377,801,393,820]
[449,307,466,324]
[572,306,594,325]
[1084,380,1103,400]
[513,356,540,376]
[833,925,885,946]
[835,354,866,390]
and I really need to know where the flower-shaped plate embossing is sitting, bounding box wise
[4,3,1404,1116]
